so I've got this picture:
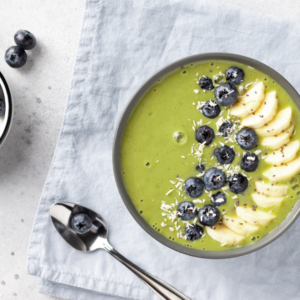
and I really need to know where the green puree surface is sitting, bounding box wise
[120,59,300,251]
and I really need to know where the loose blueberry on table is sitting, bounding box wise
[14,30,36,50]
[211,192,227,207]
[195,125,215,145]
[177,202,197,221]
[203,167,226,190]
[225,66,245,85]
[199,76,214,90]
[236,128,258,150]
[241,152,259,172]
[202,100,220,119]
[214,82,238,106]
[227,173,248,194]
[5,46,27,68]
[198,205,220,226]
[214,145,235,165]
[71,213,92,233]
[185,224,204,241]
[185,177,205,198]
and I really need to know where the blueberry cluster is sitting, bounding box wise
[5,30,36,68]
[198,66,244,108]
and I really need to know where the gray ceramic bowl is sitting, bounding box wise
[113,53,300,259]
[0,72,13,147]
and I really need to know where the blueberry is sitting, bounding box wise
[14,30,36,50]
[185,177,205,198]
[204,168,226,190]
[236,128,258,150]
[211,192,227,207]
[185,224,204,241]
[227,173,248,194]
[0,99,5,117]
[71,213,92,233]
[241,152,259,172]
[177,202,197,220]
[214,83,238,106]
[196,164,205,172]
[202,100,220,119]
[199,76,214,90]
[225,66,245,85]
[198,205,220,226]
[219,122,233,137]
[5,46,27,68]
[214,146,235,165]
[195,125,215,145]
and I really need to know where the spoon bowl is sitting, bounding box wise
[50,202,190,300]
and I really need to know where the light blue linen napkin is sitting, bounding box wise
[27,0,300,299]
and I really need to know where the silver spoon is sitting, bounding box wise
[50,202,190,300]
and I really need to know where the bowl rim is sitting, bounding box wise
[0,72,13,146]
[112,52,300,259]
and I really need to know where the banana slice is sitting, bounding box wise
[264,140,299,165]
[261,124,294,150]
[255,181,288,197]
[230,101,248,118]
[231,82,265,118]
[206,224,244,246]
[241,91,278,129]
[255,107,292,137]
[236,206,275,225]
[252,193,285,208]
[264,156,300,181]
[223,215,259,235]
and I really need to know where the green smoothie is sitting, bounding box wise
[120,59,300,251]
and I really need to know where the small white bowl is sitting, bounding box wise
[0,72,13,146]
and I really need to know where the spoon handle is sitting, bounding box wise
[103,242,190,300]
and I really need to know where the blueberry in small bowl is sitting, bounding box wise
[204,167,226,190]
[214,82,238,106]
[177,202,197,221]
[236,128,258,150]
[0,99,5,117]
[185,177,205,198]
[219,122,233,137]
[227,173,248,194]
[202,100,220,119]
[195,125,215,145]
[185,224,204,241]
[198,205,220,226]
[214,145,235,165]
[199,76,214,90]
[211,192,227,207]
[225,66,245,85]
[241,152,259,172]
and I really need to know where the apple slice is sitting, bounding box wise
[206,224,244,246]
[252,193,285,208]
[264,140,299,165]
[236,206,275,226]
[255,107,292,137]
[241,91,278,129]
[261,124,294,150]
[223,215,259,235]
[255,181,288,197]
[264,156,300,181]
[230,82,265,118]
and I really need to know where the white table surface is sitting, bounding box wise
[0,0,300,299]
